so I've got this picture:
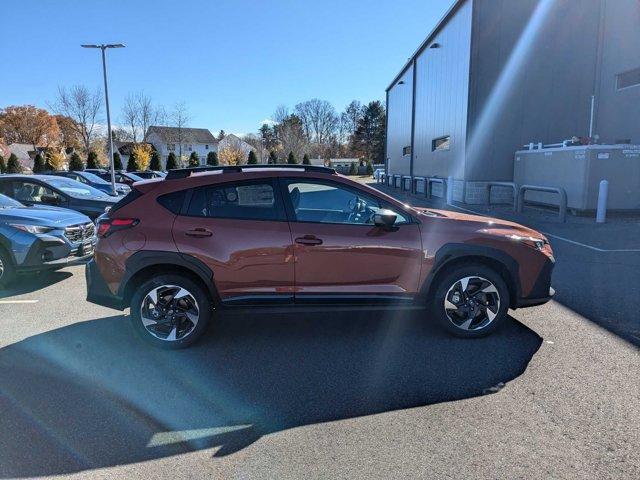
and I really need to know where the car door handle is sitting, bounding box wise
[185,228,213,238]
[295,235,323,246]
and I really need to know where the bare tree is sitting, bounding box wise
[121,93,140,142]
[295,99,338,146]
[170,102,190,162]
[52,85,102,152]
[272,105,290,124]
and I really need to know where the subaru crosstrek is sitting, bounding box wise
[86,165,554,349]
[0,193,96,286]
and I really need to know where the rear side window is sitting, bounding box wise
[109,188,142,214]
[157,190,186,214]
[187,180,285,221]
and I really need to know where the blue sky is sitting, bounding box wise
[0,0,451,135]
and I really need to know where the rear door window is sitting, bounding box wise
[187,179,285,221]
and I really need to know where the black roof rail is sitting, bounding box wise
[165,163,336,180]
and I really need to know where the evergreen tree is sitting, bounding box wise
[68,152,84,171]
[302,153,311,165]
[86,151,99,169]
[166,152,178,170]
[348,162,357,175]
[268,150,278,164]
[247,150,258,164]
[113,151,123,170]
[6,154,22,174]
[32,153,46,173]
[188,151,200,167]
[126,150,140,172]
[206,151,218,166]
[149,150,162,171]
[287,151,297,164]
[366,160,374,176]
[0,155,6,174]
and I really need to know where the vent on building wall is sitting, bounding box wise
[432,136,451,151]
[402,146,412,156]
[617,67,640,90]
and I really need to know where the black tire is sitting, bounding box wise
[130,274,212,349]
[0,249,16,289]
[431,263,510,338]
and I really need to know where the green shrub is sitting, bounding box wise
[348,162,357,175]
[6,154,22,174]
[149,150,162,171]
[0,155,5,173]
[268,150,278,164]
[86,151,99,169]
[68,152,84,171]
[113,151,123,170]
[247,150,258,164]
[206,151,218,166]
[32,153,46,173]
[302,154,310,165]
[166,152,178,170]
[188,151,200,167]
[287,151,297,164]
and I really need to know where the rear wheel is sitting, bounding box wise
[0,250,15,288]
[130,274,212,349]
[431,264,510,338]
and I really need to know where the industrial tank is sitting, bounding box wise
[513,145,640,212]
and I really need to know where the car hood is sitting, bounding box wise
[0,206,91,227]
[414,207,545,239]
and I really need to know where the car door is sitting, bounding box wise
[281,177,423,301]
[172,178,295,304]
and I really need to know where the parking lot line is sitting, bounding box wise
[0,300,39,304]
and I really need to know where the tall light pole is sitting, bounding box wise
[81,43,125,196]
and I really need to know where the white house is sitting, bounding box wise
[218,134,256,161]
[145,126,218,166]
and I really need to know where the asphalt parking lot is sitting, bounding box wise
[0,188,638,479]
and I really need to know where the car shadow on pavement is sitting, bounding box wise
[0,271,73,299]
[0,310,542,478]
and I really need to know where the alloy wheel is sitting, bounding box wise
[443,276,500,332]
[139,285,200,341]
[0,258,4,280]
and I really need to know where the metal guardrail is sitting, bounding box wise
[412,176,426,195]
[401,176,412,191]
[486,181,518,211]
[517,184,567,222]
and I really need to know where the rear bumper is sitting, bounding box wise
[85,259,125,310]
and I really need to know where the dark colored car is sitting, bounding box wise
[132,171,166,179]
[0,193,96,286]
[85,169,145,187]
[0,175,118,220]
[49,170,131,197]
[86,165,554,349]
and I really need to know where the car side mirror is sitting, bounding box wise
[374,210,398,230]
[41,194,61,206]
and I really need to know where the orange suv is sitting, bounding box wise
[86,165,554,348]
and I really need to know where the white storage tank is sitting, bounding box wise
[514,145,640,212]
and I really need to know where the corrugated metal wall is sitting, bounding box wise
[595,0,640,144]
[412,0,472,179]
[386,66,414,176]
[466,0,601,182]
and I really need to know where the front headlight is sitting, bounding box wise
[505,234,547,251]
[10,224,54,234]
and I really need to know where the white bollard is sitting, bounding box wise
[596,179,608,224]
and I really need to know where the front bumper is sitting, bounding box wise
[15,236,96,273]
[85,259,125,310]
[515,256,555,308]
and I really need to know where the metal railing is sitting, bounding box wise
[401,176,412,191]
[486,181,518,211]
[412,176,426,195]
[517,184,567,222]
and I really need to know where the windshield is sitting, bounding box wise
[46,178,110,198]
[80,172,110,185]
[0,193,24,208]
[125,173,144,182]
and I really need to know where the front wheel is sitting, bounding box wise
[0,250,15,288]
[431,264,510,338]
[130,274,212,349]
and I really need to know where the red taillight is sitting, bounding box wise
[97,218,139,238]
